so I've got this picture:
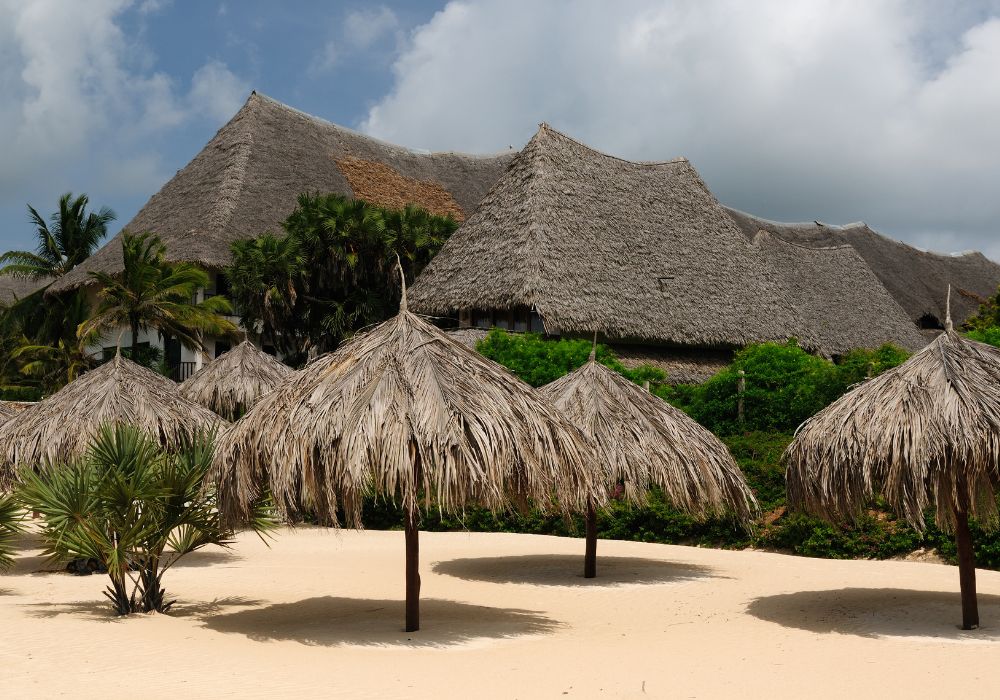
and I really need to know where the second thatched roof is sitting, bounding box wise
[213,305,601,527]
[541,356,757,520]
[0,354,226,486]
[785,326,1000,532]
[180,340,294,420]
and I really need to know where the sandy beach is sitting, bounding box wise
[2,526,999,699]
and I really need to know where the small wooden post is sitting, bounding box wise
[405,507,421,632]
[584,498,597,579]
[737,370,746,424]
[954,477,979,630]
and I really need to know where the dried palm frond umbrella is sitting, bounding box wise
[0,353,226,488]
[180,339,294,420]
[785,292,1000,630]
[214,272,599,632]
[542,341,758,578]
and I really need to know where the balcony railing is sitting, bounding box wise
[169,361,198,382]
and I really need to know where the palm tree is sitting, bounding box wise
[226,233,303,351]
[0,193,115,280]
[79,231,238,354]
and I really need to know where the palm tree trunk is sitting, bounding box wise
[130,320,139,359]
[584,497,597,578]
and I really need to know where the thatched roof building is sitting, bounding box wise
[0,354,225,485]
[180,340,294,420]
[750,230,927,354]
[0,401,32,423]
[411,124,811,350]
[0,276,48,305]
[726,207,1000,330]
[49,92,513,294]
[410,124,946,363]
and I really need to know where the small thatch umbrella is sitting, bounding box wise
[180,340,294,420]
[214,281,598,632]
[785,301,1000,630]
[541,346,758,578]
[0,353,225,487]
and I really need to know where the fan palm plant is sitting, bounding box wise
[19,423,275,614]
[0,494,23,571]
[79,231,238,354]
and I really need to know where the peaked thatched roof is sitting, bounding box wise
[726,207,1000,328]
[751,231,927,355]
[0,354,225,486]
[785,328,1000,532]
[0,401,33,423]
[410,124,811,350]
[213,306,600,527]
[541,357,756,519]
[49,92,513,294]
[180,340,294,420]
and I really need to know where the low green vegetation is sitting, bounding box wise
[0,494,22,570]
[18,424,275,614]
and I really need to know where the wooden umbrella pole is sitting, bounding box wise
[405,505,421,632]
[954,505,979,630]
[584,496,597,579]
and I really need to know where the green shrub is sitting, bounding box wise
[475,330,665,387]
[966,327,1000,347]
[0,386,42,402]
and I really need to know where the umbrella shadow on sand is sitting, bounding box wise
[432,554,719,587]
[748,588,1000,641]
[202,596,560,648]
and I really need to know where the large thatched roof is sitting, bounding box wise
[49,92,513,294]
[726,207,1000,328]
[751,230,927,355]
[0,276,48,305]
[410,124,810,350]
[0,401,32,423]
[213,305,600,527]
[785,327,1000,532]
[180,340,294,420]
[0,354,225,485]
[541,357,756,519]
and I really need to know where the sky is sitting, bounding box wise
[1,0,999,259]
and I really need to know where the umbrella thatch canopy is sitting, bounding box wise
[541,350,757,577]
[214,289,599,632]
[180,340,294,420]
[785,305,1000,630]
[0,401,33,423]
[0,353,226,488]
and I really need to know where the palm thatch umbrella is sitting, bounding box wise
[785,299,1000,630]
[180,340,294,420]
[541,346,758,578]
[214,280,598,632]
[0,353,225,488]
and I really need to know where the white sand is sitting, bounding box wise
[2,527,999,699]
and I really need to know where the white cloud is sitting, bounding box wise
[362,0,1000,258]
[0,0,248,211]
[312,5,401,73]
[188,60,250,123]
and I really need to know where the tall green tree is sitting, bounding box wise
[227,194,457,362]
[79,231,238,354]
[225,233,304,353]
[0,192,115,281]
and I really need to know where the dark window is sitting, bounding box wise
[473,310,492,329]
[529,311,545,334]
[918,314,943,330]
[214,273,230,299]
[215,341,231,358]
[513,310,528,333]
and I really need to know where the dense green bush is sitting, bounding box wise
[966,327,1000,347]
[475,330,665,387]
[0,385,42,402]
[666,342,909,434]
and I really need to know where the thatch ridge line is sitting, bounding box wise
[253,91,514,160]
[537,122,689,168]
